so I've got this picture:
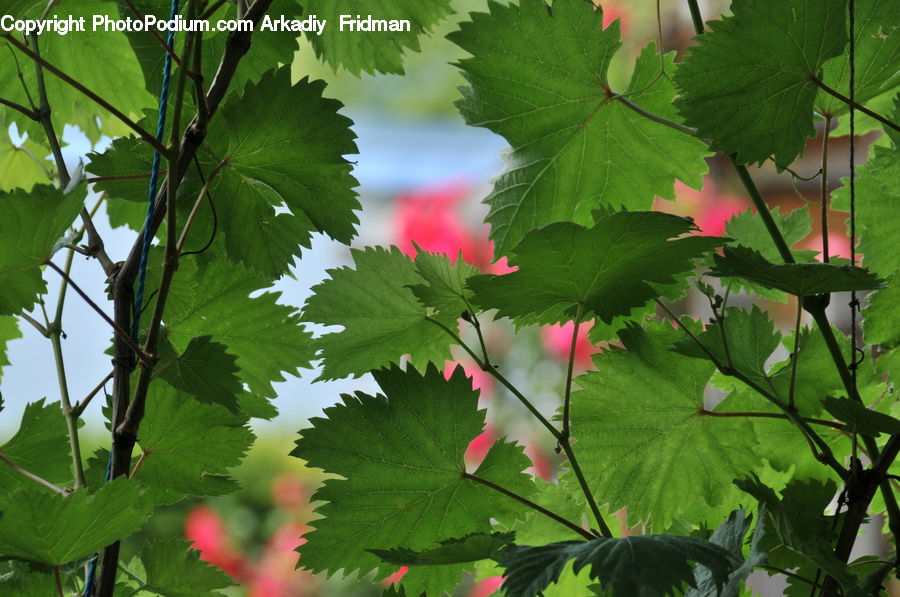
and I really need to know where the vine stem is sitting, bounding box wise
[561,303,584,441]
[426,315,614,538]
[787,299,802,411]
[0,96,37,119]
[463,471,594,541]
[810,77,900,133]
[2,34,171,158]
[0,451,68,496]
[698,409,845,431]
[44,260,151,367]
[820,116,832,264]
[54,566,64,597]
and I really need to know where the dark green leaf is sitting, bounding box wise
[675,0,847,166]
[571,322,760,526]
[307,0,453,75]
[304,246,458,380]
[0,561,57,596]
[469,212,721,326]
[291,365,533,596]
[500,535,731,597]
[157,335,242,413]
[370,532,515,566]
[133,384,254,504]
[710,246,884,296]
[200,68,359,278]
[450,0,710,256]
[822,397,900,437]
[687,508,767,597]
[0,184,84,315]
[141,538,234,597]
[0,399,71,492]
[0,478,152,565]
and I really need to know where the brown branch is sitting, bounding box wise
[0,96,38,119]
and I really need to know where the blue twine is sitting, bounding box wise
[84,1,179,594]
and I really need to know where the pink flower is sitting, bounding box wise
[523,441,554,482]
[600,1,631,33]
[695,194,746,237]
[185,505,247,580]
[540,320,596,367]
[804,231,851,262]
[445,360,495,397]
[468,576,504,597]
[466,426,497,469]
[272,472,307,511]
[394,183,477,263]
[384,566,409,585]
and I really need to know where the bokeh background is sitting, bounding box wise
[0,0,889,595]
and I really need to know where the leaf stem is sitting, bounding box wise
[44,260,151,367]
[2,34,172,158]
[787,299,803,411]
[54,566,64,597]
[175,158,227,255]
[611,93,698,137]
[810,77,900,133]
[73,370,114,418]
[686,0,705,34]
[462,471,594,541]
[462,296,491,368]
[698,408,845,431]
[561,304,584,441]
[0,96,38,119]
[558,441,613,537]
[0,451,68,496]
[19,311,48,337]
[733,162,795,263]
[820,116,832,263]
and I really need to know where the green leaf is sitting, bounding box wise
[307,0,453,75]
[500,535,732,597]
[673,305,781,383]
[718,206,817,302]
[0,478,152,565]
[0,562,57,596]
[0,399,71,492]
[409,249,480,317]
[370,532,515,566]
[156,335,243,413]
[304,246,458,380]
[133,384,254,504]
[687,509,767,597]
[140,538,234,597]
[291,364,533,596]
[449,0,710,257]
[571,322,760,526]
[674,0,847,166]
[832,144,900,278]
[863,274,900,348]
[0,137,51,192]
[0,1,154,142]
[199,67,359,278]
[822,397,900,437]
[710,246,884,296]
[0,315,22,382]
[0,184,84,315]
[469,211,721,326]
[736,476,866,597]
[164,256,314,403]
[816,0,900,118]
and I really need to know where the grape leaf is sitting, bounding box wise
[197,67,359,278]
[571,322,760,526]
[370,532,515,566]
[863,274,900,348]
[822,397,900,437]
[833,144,900,277]
[687,509,767,597]
[132,384,254,504]
[499,535,731,597]
[140,538,234,597]
[710,246,884,296]
[164,257,314,402]
[0,184,83,315]
[0,0,154,142]
[304,246,458,380]
[0,562,57,596]
[0,315,21,382]
[718,206,817,302]
[305,0,453,75]
[449,0,710,257]
[0,137,51,192]
[291,365,533,596]
[675,0,847,166]
[408,249,480,317]
[0,399,71,493]
[816,0,900,118]
[469,211,721,326]
[156,335,243,413]
[0,478,152,565]
[673,305,781,384]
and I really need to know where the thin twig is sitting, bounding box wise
[699,409,845,431]
[28,32,69,188]
[129,450,150,479]
[463,471,594,540]
[0,451,68,495]
[612,93,699,137]
[54,566,64,597]
[120,0,182,66]
[44,260,152,366]
[0,96,38,119]
[810,77,900,133]
[19,311,48,336]
[561,303,584,441]
[73,370,114,418]
[462,296,491,368]
[2,34,172,158]
[788,299,803,411]
[820,116,832,263]
[175,158,227,254]
[87,172,158,184]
